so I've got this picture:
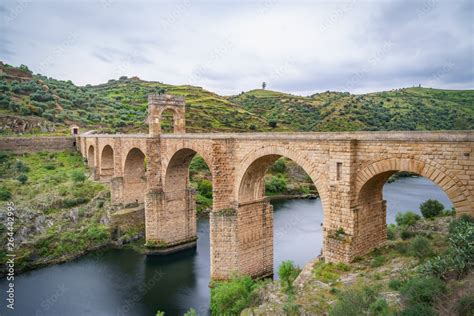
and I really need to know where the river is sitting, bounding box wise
[0,177,452,316]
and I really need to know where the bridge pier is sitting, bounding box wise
[144,187,197,253]
[110,176,124,206]
[210,198,273,280]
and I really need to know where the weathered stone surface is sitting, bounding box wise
[75,94,474,280]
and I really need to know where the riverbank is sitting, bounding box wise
[224,214,474,315]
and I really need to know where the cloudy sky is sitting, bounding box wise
[1,0,472,95]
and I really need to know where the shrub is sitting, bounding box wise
[71,170,86,183]
[399,303,436,316]
[278,260,301,293]
[17,174,28,184]
[183,308,197,316]
[63,197,88,208]
[420,199,444,219]
[329,285,379,316]
[313,261,343,283]
[283,293,300,315]
[197,179,212,199]
[268,119,277,128]
[44,163,56,170]
[456,294,474,316]
[396,211,421,227]
[210,275,256,315]
[265,175,287,194]
[14,160,30,173]
[371,255,385,268]
[420,216,474,279]
[368,298,389,315]
[400,229,415,240]
[388,278,403,290]
[0,187,11,201]
[387,224,397,240]
[409,236,432,260]
[84,224,109,242]
[270,158,286,173]
[400,276,445,305]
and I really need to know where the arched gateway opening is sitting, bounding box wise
[237,152,324,278]
[100,145,114,181]
[123,148,146,206]
[353,158,467,258]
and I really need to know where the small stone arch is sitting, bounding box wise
[123,147,147,205]
[235,145,329,212]
[87,145,95,168]
[100,145,114,180]
[148,94,186,135]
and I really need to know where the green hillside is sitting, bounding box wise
[0,62,473,135]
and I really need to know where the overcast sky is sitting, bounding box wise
[1,0,472,95]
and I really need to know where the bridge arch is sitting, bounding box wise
[161,147,213,247]
[123,147,146,205]
[100,145,114,180]
[235,145,329,211]
[355,156,470,211]
[87,145,95,168]
[352,156,471,258]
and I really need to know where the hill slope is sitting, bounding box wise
[0,62,473,135]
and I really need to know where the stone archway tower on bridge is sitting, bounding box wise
[148,94,186,135]
[144,94,197,254]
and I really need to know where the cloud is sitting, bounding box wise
[0,0,472,95]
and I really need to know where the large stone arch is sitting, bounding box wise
[162,145,214,189]
[123,147,146,205]
[235,145,329,212]
[351,156,472,259]
[100,145,114,181]
[231,145,329,278]
[355,156,471,213]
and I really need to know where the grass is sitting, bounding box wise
[0,151,105,210]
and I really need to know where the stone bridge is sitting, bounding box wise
[78,94,474,280]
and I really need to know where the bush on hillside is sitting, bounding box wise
[400,276,445,305]
[71,170,86,183]
[265,175,287,194]
[329,285,384,316]
[210,275,256,315]
[409,236,433,260]
[396,211,420,227]
[420,215,474,279]
[17,174,28,184]
[0,187,11,201]
[456,294,474,316]
[278,260,301,293]
[420,199,444,219]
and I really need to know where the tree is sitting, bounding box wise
[268,119,277,128]
[262,82,266,90]
[420,199,444,219]
[278,260,301,293]
[156,87,166,95]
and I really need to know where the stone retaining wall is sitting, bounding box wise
[0,136,77,153]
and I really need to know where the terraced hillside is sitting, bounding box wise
[0,62,473,135]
